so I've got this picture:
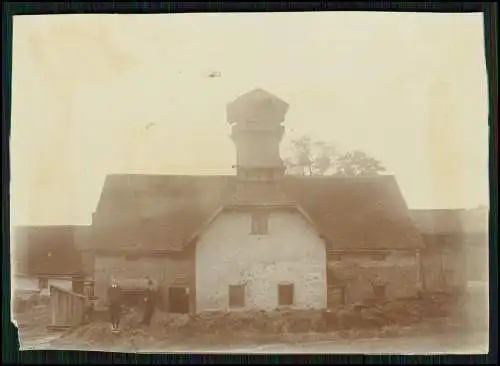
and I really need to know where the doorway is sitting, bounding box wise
[168,286,190,313]
[372,284,387,300]
[327,285,347,308]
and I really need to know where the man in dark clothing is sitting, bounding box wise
[142,278,157,326]
[370,274,388,301]
[108,277,122,332]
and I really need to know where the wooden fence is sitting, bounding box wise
[46,285,87,331]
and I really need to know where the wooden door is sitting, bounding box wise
[168,286,190,314]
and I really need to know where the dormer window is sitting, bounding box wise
[250,211,269,235]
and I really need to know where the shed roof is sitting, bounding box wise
[12,225,90,277]
[409,208,489,235]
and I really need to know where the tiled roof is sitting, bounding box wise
[283,176,423,250]
[91,174,423,252]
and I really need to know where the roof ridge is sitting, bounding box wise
[92,172,422,251]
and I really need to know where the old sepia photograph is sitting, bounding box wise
[9,11,490,354]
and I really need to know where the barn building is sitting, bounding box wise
[88,89,425,313]
[410,208,489,293]
[12,225,92,297]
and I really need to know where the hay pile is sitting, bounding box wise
[59,320,158,351]
[55,309,328,350]
[177,309,327,335]
[55,293,468,349]
[327,293,463,331]
[119,308,327,335]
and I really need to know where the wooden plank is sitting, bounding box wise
[49,284,88,329]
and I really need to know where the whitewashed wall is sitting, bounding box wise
[195,209,327,312]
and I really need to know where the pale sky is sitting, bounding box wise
[10,12,490,226]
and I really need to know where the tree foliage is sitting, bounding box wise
[284,135,386,177]
[335,150,387,177]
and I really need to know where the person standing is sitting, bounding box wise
[108,277,122,332]
[370,274,388,301]
[142,278,157,326]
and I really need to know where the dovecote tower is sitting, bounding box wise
[226,88,292,205]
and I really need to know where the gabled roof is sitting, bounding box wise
[12,225,90,277]
[91,174,423,252]
[409,208,489,235]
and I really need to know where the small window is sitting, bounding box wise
[278,283,294,306]
[39,278,48,289]
[229,284,245,308]
[250,212,269,235]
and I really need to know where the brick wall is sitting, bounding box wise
[195,209,327,312]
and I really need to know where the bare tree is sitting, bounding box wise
[284,136,386,177]
[313,140,339,175]
[284,136,338,176]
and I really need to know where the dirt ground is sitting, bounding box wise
[14,300,61,350]
[14,289,489,353]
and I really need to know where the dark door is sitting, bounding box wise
[72,280,84,294]
[327,285,346,308]
[373,284,387,300]
[169,287,190,314]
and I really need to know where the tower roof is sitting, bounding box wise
[226,88,289,124]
